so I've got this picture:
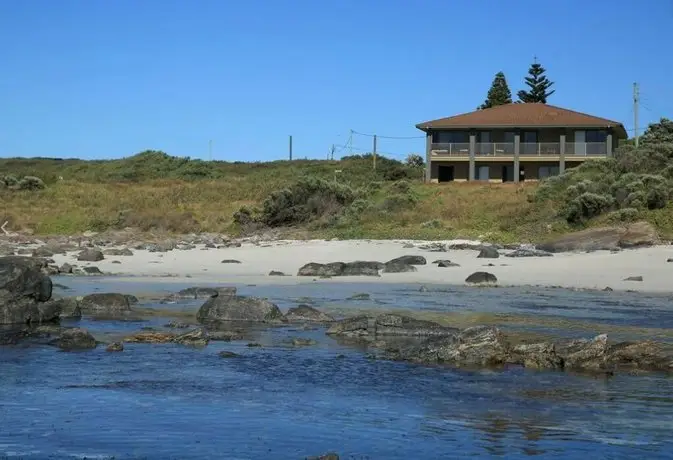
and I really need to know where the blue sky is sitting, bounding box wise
[0,0,671,162]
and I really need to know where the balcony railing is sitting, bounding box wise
[431,142,609,157]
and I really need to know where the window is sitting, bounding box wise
[477,131,491,154]
[539,165,560,179]
[522,131,537,154]
[432,131,469,144]
[477,166,490,180]
[586,130,607,143]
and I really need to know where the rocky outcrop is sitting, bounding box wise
[106,342,124,352]
[387,328,673,374]
[465,271,497,285]
[44,297,82,320]
[297,261,383,277]
[102,248,133,256]
[537,221,658,253]
[0,256,55,325]
[77,249,104,262]
[385,255,427,266]
[168,286,236,301]
[123,328,209,347]
[197,295,286,324]
[56,328,97,350]
[79,293,132,316]
[505,248,553,258]
[326,313,456,338]
[285,305,335,323]
[382,263,417,273]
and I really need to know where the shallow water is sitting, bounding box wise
[2,278,673,459]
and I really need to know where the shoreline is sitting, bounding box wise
[39,239,673,294]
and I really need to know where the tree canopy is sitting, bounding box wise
[517,60,555,103]
[478,72,513,110]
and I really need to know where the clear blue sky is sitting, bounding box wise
[0,0,670,162]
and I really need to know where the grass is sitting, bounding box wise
[2,150,672,241]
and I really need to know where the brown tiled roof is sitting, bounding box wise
[416,103,627,138]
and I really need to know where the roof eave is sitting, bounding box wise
[418,123,627,137]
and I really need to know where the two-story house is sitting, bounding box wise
[416,103,628,183]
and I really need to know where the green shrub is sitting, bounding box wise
[607,207,640,223]
[421,219,443,229]
[378,192,417,213]
[16,176,45,190]
[390,179,412,194]
[562,192,615,223]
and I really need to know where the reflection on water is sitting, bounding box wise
[1,279,673,458]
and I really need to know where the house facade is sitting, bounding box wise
[416,103,628,183]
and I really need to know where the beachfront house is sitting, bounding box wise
[416,103,628,183]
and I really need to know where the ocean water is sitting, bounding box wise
[2,278,673,459]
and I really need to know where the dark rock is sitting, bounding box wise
[77,249,104,262]
[306,453,340,460]
[477,246,500,259]
[667,258,673,263]
[285,305,335,323]
[82,266,103,275]
[106,342,124,352]
[465,271,497,285]
[347,293,370,301]
[418,242,447,252]
[327,313,456,338]
[448,242,484,250]
[290,337,317,346]
[174,328,209,347]
[124,294,139,305]
[173,286,236,300]
[506,248,553,258]
[437,260,460,268]
[382,263,417,273]
[297,261,383,277]
[209,330,244,341]
[510,342,563,369]
[57,328,97,350]
[165,321,191,329]
[219,351,240,358]
[386,255,427,266]
[624,276,643,282]
[32,247,54,258]
[268,270,286,276]
[221,259,242,264]
[80,293,131,316]
[603,286,614,292]
[59,263,74,274]
[45,297,82,320]
[0,256,55,325]
[102,248,133,256]
[247,342,262,347]
[197,295,286,324]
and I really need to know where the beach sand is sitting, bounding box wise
[47,239,673,293]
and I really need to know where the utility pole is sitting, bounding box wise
[349,130,353,156]
[208,140,212,161]
[330,144,335,160]
[289,135,293,160]
[633,82,640,148]
[372,134,377,170]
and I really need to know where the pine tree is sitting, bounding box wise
[478,72,513,110]
[517,59,555,103]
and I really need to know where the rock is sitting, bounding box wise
[82,266,103,275]
[285,305,335,323]
[165,321,191,329]
[221,259,241,264]
[418,242,447,252]
[268,270,286,276]
[347,293,370,301]
[326,313,456,338]
[557,334,610,371]
[297,261,383,277]
[247,342,262,347]
[448,242,484,250]
[382,263,417,273]
[174,328,209,347]
[196,295,286,324]
[124,294,139,305]
[465,271,497,285]
[510,342,563,369]
[124,331,176,343]
[537,221,658,253]
[306,453,340,460]
[46,297,82,319]
[0,256,55,325]
[506,248,553,258]
[79,293,132,316]
[57,328,97,350]
[386,255,427,266]
[102,248,133,256]
[209,330,244,341]
[624,276,643,282]
[667,258,673,263]
[32,247,54,258]
[106,342,124,352]
[477,246,500,259]
[402,243,415,249]
[59,263,74,274]
[172,286,236,300]
[219,351,240,358]
[290,337,317,346]
[436,260,460,268]
[77,249,104,262]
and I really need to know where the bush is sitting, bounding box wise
[405,154,424,168]
[258,176,359,227]
[421,219,443,229]
[390,179,412,194]
[562,192,615,223]
[0,175,45,191]
[607,207,640,223]
[378,192,417,213]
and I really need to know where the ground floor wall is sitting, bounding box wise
[429,160,584,183]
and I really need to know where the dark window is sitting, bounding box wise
[432,131,469,144]
[586,130,607,143]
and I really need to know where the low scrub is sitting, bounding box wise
[0,175,46,191]
[534,118,673,224]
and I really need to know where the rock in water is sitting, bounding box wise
[106,342,124,352]
[196,295,286,324]
[465,271,497,285]
[285,305,335,323]
[0,256,55,325]
[57,328,97,350]
[79,293,131,316]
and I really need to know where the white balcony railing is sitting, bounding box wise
[431,142,609,157]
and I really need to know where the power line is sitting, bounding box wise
[351,129,425,140]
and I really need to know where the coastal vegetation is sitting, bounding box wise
[1,118,672,242]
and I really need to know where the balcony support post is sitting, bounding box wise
[425,132,432,182]
[559,133,566,174]
[606,132,613,157]
[513,133,520,183]
[469,133,476,181]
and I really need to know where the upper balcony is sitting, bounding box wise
[430,142,609,159]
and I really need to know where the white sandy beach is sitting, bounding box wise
[46,239,673,293]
